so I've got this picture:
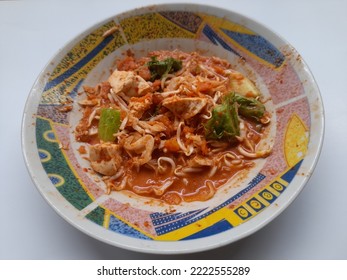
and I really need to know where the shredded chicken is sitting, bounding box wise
[89,143,122,176]
[123,133,155,166]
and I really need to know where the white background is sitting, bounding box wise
[1,0,346,259]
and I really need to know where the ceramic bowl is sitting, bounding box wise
[22,3,324,254]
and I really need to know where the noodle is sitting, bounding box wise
[75,50,272,205]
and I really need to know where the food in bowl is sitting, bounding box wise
[75,50,272,205]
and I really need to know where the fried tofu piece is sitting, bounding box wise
[162,96,207,119]
[108,70,151,97]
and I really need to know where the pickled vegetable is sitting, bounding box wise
[98,108,121,142]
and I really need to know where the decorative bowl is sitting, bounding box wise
[22,3,324,254]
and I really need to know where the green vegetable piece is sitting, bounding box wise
[234,94,265,122]
[147,56,182,81]
[205,92,240,142]
[98,108,121,142]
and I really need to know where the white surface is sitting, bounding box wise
[0,0,346,259]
